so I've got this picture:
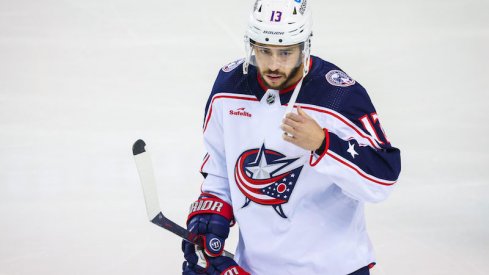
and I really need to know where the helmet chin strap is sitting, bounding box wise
[242,36,311,137]
[243,34,311,123]
[283,36,311,117]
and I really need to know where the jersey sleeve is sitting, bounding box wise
[310,83,401,203]
[198,72,232,204]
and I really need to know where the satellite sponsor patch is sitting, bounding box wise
[325,70,356,87]
[222,58,245,72]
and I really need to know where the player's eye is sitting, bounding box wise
[279,50,292,57]
[257,47,272,55]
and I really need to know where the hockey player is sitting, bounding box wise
[182,0,401,274]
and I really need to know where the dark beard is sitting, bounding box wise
[262,65,302,90]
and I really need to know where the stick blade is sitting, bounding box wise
[133,139,161,220]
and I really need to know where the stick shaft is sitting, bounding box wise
[132,139,235,258]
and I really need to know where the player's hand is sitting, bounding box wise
[281,106,325,151]
[182,243,210,273]
[185,213,230,257]
[182,217,231,273]
[182,193,234,269]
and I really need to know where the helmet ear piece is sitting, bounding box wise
[302,36,312,76]
[243,36,252,75]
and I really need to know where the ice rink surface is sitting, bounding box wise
[0,0,488,274]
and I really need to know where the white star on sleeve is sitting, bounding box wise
[347,142,359,159]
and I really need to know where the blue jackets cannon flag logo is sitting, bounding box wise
[234,144,304,218]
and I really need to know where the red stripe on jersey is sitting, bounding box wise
[200,154,210,173]
[327,151,396,186]
[295,104,381,150]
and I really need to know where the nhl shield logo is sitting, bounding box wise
[234,143,304,218]
[325,70,356,87]
[266,93,276,105]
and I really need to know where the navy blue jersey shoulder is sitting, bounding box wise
[298,56,373,114]
[304,57,401,182]
[204,56,377,126]
[203,59,252,118]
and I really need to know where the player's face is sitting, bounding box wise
[253,43,303,90]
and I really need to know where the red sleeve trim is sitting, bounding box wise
[309,128,330,167]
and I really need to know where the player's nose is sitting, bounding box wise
[268,55,281,71]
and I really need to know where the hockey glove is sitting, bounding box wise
[184,193,234,258]
[206,255,250,275]
[182,252,250,275]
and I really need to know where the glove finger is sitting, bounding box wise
[208,215,230,238]
[183,260,208,274]
[182,240,201,265]
[187,217,201,234]
[182,261,207,275]
[182,239,195,253]
[182,261,192,274]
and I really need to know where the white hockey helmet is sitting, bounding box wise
[244,0,313,75]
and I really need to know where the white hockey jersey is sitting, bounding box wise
[199,56,401,275]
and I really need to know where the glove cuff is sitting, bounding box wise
[188,193,234,223]
[221,266,250,275]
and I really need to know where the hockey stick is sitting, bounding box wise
[132,139,234,258]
